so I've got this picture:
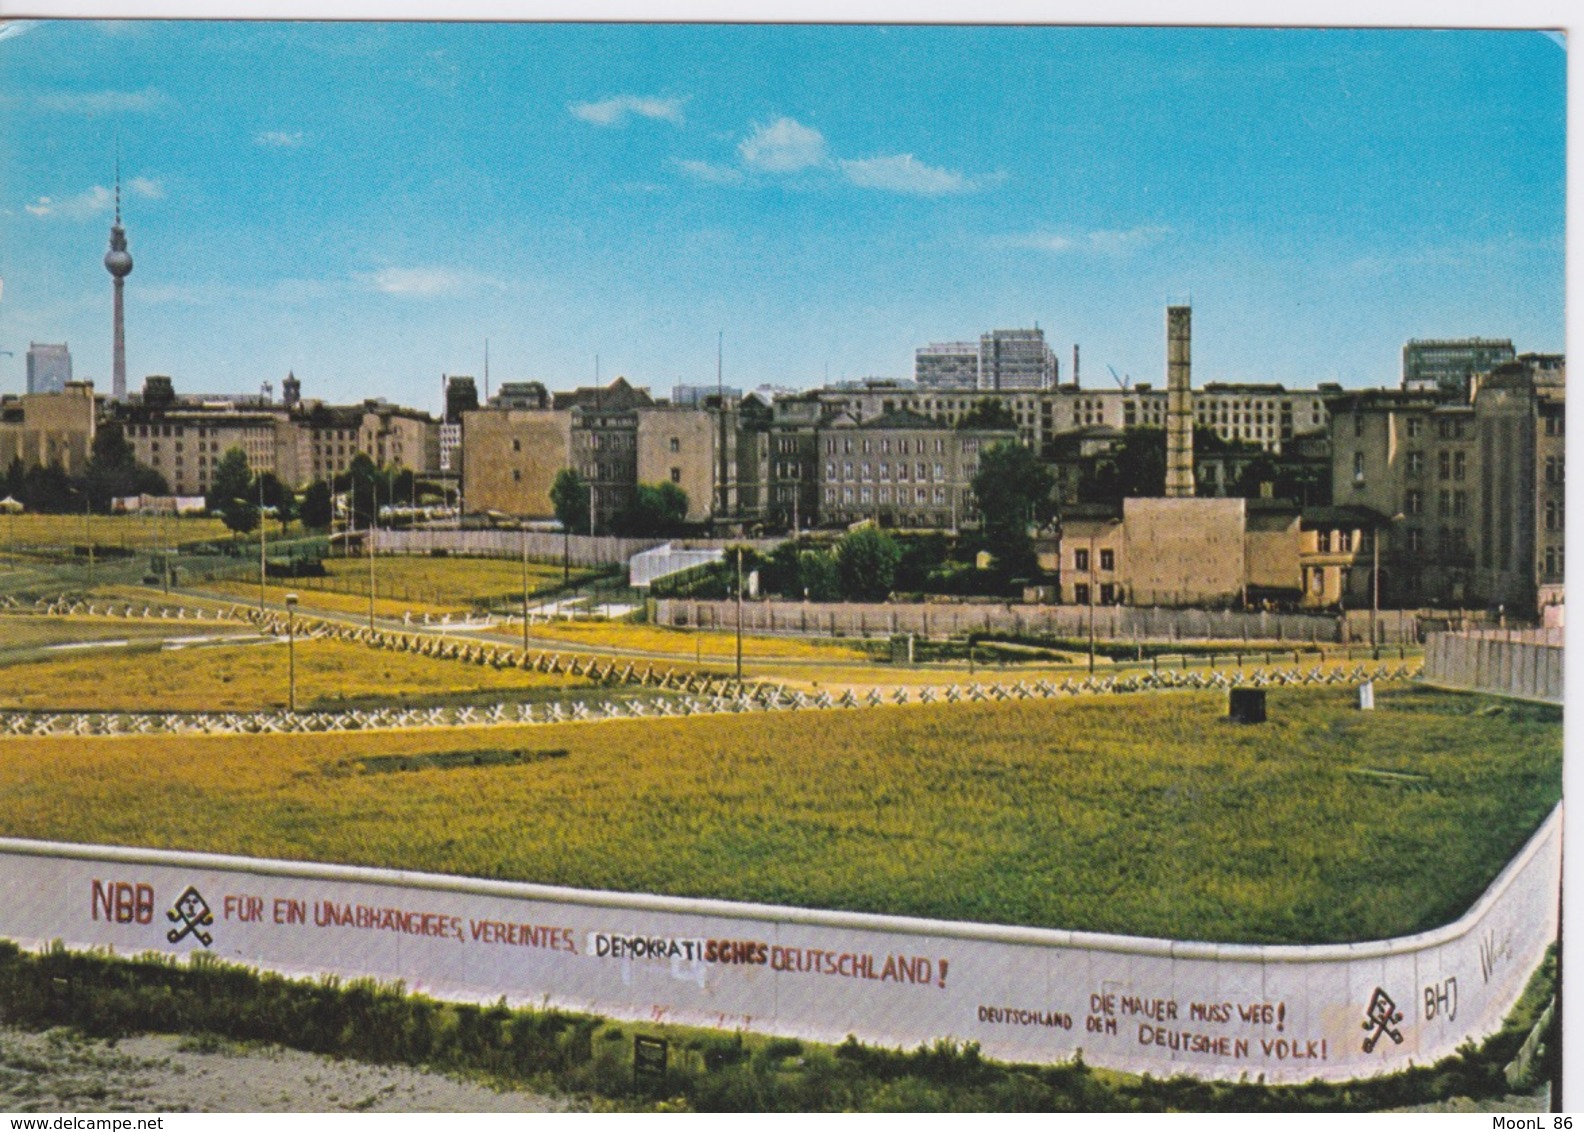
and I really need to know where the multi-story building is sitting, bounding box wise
[0,380,97,476]
[25,343,73,395]
[462,377,764,532]
[978,328,1057,391]
[1055,497,1302,608]
[1402,338,1515,401]
[460,406,574,520]
[814,409,1014,530]
[765,393,823,532]
[114,376,439,497]
[815,382,1328,458]
[914,342,980,388]
[1325,353,1564,613]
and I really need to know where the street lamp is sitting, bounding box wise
[285,592,298,713]
[735,546,744,682]
[521,527,532,653]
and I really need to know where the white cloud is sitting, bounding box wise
[25,176,162,219]
[571,94,686,127]
[738,117,827,173]
[35,86,171,113]
[255,130,304,148]
[840,154,973,196]
[995,226,1171,256]
[362,267,474,297]
[0,21,38,43]
[675,158,743,186]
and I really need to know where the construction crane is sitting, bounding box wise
[1107,364,1131,391]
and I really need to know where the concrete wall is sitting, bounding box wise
[460,409,574,519]
[0,806,1559,1084]
[0,383,97,477]
[373,528,660,567]
[1122,497,1247,607]
[654,598,1412,645]
[1422,631,1564,704]
[636,409,717,524]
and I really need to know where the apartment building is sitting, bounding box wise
[0,380,97,477]
[113,376,439,497]
[814,409,1014,530]
[1325,354,1564,612]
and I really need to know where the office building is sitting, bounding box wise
[25,343,72,395]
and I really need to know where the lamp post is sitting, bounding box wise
[735,546,744,683]
[529,525,541,652]
[84,493,94,591]
[367,479,377,632]
[1087,534,1097,675]
[257,476,267,613]
[285,592,298,713]
[1370,525,1380,654]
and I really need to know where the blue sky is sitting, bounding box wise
[0,21,1566,414]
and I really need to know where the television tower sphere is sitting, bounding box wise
[104,226,133,278]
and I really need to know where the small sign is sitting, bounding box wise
[634,1034,667,1093]
[1358,681,1375,710]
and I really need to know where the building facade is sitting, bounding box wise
[1402,338,1515,400]
[1325,354,1564,613]
[0,381,97,477]
[25,343,72,395]
[815,409,1014,530]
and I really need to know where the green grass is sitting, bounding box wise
[0,685,1559,945]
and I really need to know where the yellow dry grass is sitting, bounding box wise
[0,686,1559,944]
[196,555,599,617]
[524,619,874,661]
[0,513,233,550]
[0,636,581,712]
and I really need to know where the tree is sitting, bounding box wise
[835,526,902,601]
[257,472,296,533]
[618,481,690,537]
[550,468,590,535]
[82,423,166,510]
[300,479,334,530]
[206,447,259,539]
[957,398,1017,431]
[1083,428,1166,504]
[972,442,1055,578]
[799,549,842,602]
[337,453,386,530]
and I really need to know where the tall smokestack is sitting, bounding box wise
[1165,305,1195,498]
[1073,343,1080,388]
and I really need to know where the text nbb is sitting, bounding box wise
[92,880,154,924]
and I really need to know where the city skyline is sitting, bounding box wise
[0,21,1567,415]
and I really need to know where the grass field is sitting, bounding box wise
[520,619,875,661]
[0,513,234,551]
[197,556,603,617]
[0,685,1558,945]
[0,636,587,712]
[0,615,233,653]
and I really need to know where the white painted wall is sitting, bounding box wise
[0,806,1558,1084]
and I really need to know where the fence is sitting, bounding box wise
[0,804,1559,1084]
[372,529,661,567]
[655,599,1432,645]
[1422,631,1565,705]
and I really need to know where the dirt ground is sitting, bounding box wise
[0,1026,576,1113]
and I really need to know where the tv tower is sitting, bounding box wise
[103,155,133,401]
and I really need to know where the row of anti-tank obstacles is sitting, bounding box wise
[5,596,1423,736]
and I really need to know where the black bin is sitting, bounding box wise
[1228,687,1267,724]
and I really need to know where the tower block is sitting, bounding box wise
[1165,304,1195,498]
[103,163,134,402]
